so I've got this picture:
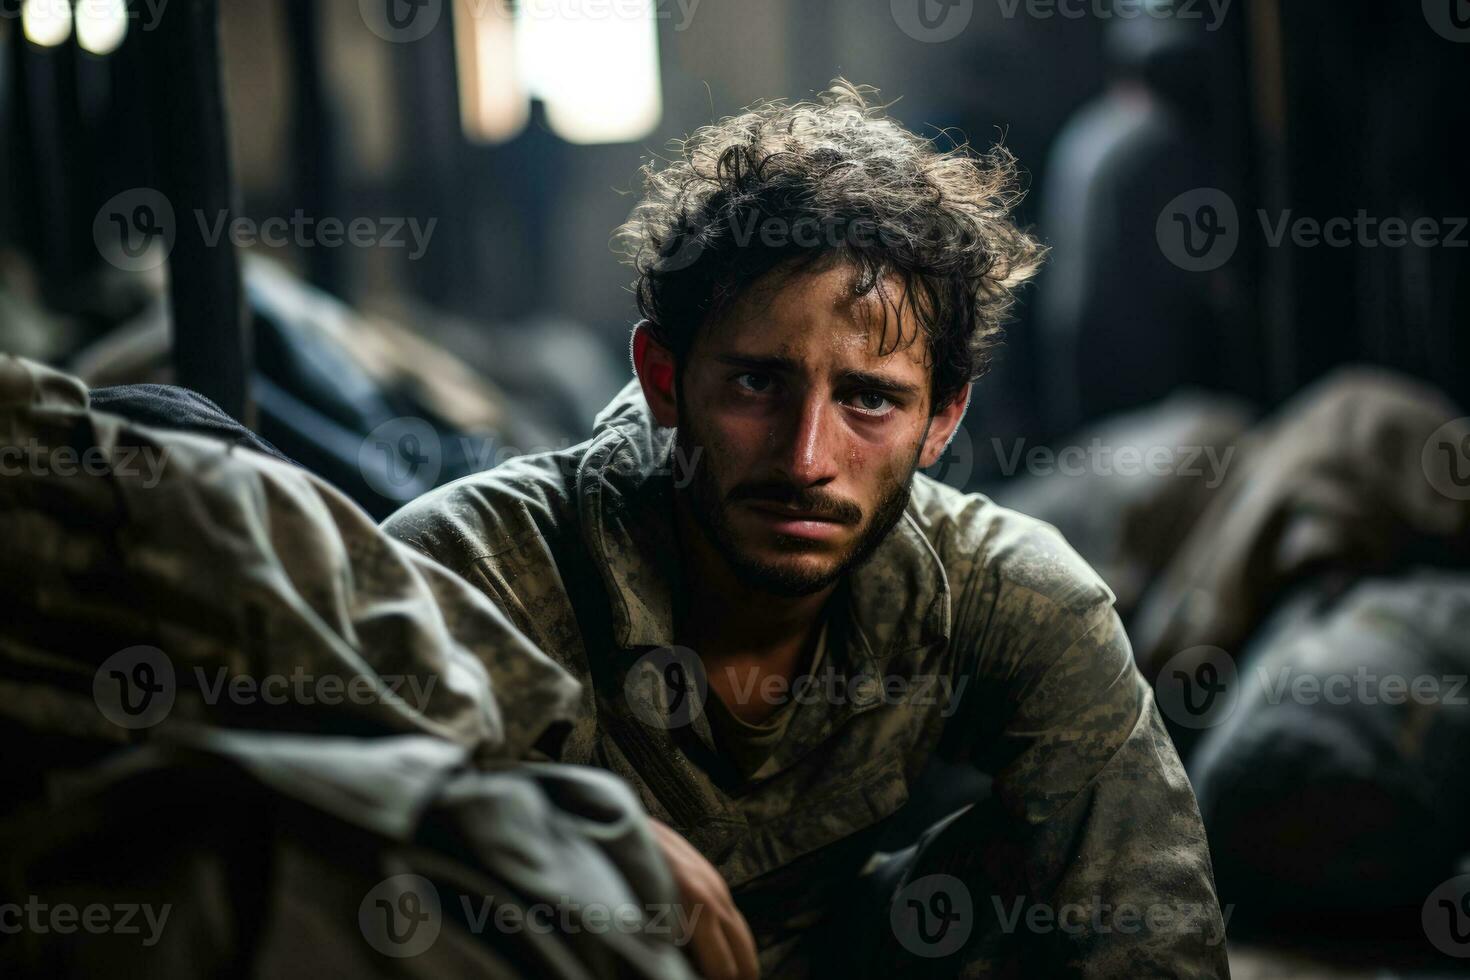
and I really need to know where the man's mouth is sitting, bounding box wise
[741,502,851,541]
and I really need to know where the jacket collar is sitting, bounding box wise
[577,379,951,660]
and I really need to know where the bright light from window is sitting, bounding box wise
[515,0,662,145]
[453,0,528,144]
[76,0,128,55]
[22,0,74,48]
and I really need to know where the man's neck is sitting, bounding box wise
[672,494,835,722]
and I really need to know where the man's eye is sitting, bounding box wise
[848,391,895,416]
[735,373,772,393]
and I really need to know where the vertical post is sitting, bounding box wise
[141,0,249,420]
[14,13,84,308]
[1246,0,1293,404]
[285,0,346,298]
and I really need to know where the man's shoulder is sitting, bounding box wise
[907,473,1116,621]
[380,443,588,576]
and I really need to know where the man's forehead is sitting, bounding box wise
[703,262,929,374]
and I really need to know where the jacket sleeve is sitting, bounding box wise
[952,593,1231,978]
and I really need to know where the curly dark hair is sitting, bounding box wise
[614,79,1047,412]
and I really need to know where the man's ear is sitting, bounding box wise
[632,321,679,428]
[918,383,971,469]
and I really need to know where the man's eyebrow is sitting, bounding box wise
[713,354,799,373]
[841,370,922,398]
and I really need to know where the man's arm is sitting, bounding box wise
[951,597,1230,978]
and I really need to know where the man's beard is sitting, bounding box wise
[674,406,923,598]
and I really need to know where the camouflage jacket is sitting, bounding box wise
[384,380,1230,978]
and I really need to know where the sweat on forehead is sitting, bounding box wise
[698,258,933,369]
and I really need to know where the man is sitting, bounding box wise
[384,82,1228,978]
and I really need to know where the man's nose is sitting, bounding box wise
[772,394,840,487]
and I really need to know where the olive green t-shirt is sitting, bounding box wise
[703,621,829,780]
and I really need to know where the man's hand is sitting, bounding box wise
[648,817,760,980]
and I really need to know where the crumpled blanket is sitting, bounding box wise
[1188,570,1470,931]
[1130,367,1470,680]
[0,353,576,762]
[0,354,694,979]
[0,731,695,980]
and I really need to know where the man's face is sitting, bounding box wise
[672,261,952,597]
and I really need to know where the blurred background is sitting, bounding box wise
[2,0,1470,975]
